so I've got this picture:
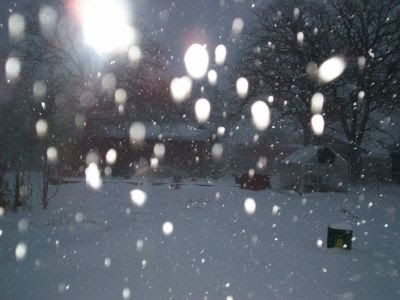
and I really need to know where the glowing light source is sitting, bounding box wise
[79,0,135,53]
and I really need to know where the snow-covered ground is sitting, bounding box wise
[0,178,399,300]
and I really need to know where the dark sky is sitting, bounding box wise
[0,0,255,62]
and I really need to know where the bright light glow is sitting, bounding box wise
[232,17,244,36]
[311,114,325,136]
[162,221,174,236]
[236,77,249,98]
[35,119,48,138]
[211,143,223,160]
[267,95,274,104]
[79,0,135,53]
[207,69,218,85]
[5,57,21,81]
[251,101,270,131]
[316,239,323,248]
[170,76,192,103]
[215,44,227,65]
[311,93,324,114]
[184,44,209,79]
[106,149,117,165]
[195,98,211,123]
[47,147,58,162]
[244,198,256,215]
[8,13,25,40]
[318,56,346,83]
[15,242,27,261]
[129,122,146,144]
[85,163,102,190]
[130,189,147,207]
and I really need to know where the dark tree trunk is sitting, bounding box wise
[349,148,362,183]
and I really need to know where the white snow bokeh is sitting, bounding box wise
[244,198,256,215]
[184,44,209,79]
[236,77,249,98]
[170,76,192,103]
[85,163,102,190]
[5,57,21,81]
[106,149,117,165]
[162,221,174,236]
[46,147,58,162]
[8,13,25,40]
[207,69,218,86]
[35,119,48,138]
[130,189,147,207]
[318,56,346,83]
[311,93,324,114]
[215,44,227,65]
[15,242,27,261]
[311,114,325,136]
[195,98,211,123]
[251,101,270,131]
[129,122,146,144]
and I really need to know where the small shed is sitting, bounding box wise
[280,146,349,193]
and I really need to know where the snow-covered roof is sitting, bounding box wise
[283,145,347,165]
[145,124,213,142]
[102,123,213,142]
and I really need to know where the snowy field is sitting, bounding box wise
[0,178,399,300]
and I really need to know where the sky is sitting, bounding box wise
[0,0,256,64]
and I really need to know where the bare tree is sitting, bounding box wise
[234,0,400,180]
